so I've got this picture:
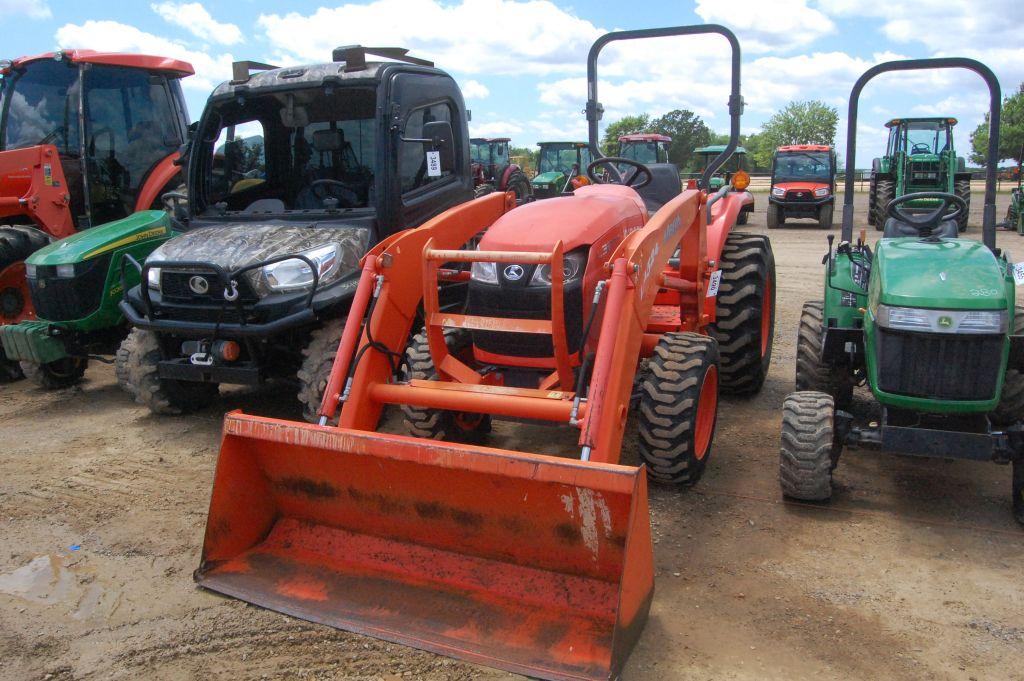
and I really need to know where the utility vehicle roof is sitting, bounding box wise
[885,117,958,127]
[5,49,193,77]
[538,141,588,147]
[618,133,671,142]
[694,144,747,154]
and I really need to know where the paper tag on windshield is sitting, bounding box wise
[706,269,723,297]
[1013,262,1024,286]
[426,151,441,177]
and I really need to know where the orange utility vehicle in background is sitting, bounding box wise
[0,49,193,377]
[767,144,837,228]
[194,24,775,681]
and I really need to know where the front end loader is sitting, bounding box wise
[779,57,1024,525]
[194,25,775,680]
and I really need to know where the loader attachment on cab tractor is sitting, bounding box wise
[0,49,193,381]
[779,57,1024,525]
[196,24,775,681]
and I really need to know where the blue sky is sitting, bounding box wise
[1,0,1021,166]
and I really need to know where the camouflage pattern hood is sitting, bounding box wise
[148,221,370,296]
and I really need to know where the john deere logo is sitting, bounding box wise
[189,275,210,295]
[503,264,525,281]
[938,315,953,329]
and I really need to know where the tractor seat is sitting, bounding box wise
[634,163,682,212]
[882,216,958,239]
[242,198,287,214]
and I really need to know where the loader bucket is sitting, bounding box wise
[196,412,654,681]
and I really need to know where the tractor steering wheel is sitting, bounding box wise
[586,157,653,189]
[310,178,359,207]
[886,192,967,236]
[911,143,932,155]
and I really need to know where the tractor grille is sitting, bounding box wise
[875,328,1003,401]
[153,303,254,326]
[784,189,815,202]
[909,160,943,188]
[28,254,112,322]
[467,281,584,359]
[160,270,259,304]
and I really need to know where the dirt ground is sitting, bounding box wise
[1,192,1022,681]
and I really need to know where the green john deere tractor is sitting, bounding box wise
[530,141,593,199]
[0,210,178,387]
[1002,149,1023,235]
[693,144,754,224]
[868,117,972,232]
[779,57,1024,525]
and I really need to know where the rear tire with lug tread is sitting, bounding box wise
[0,225,50,381]
[121,328,218,414]
[20,357,88,389]
[297,318,348,424]
[638,332,719,485]
[401,328,491,442]
[766,203,779,229]
[873,178,894,231]
[708,233,775,395]
[795,300,853,407]
[504,170,533,202]
[779,391,837,501]
[955,178,971,232]
[473,184,494,199]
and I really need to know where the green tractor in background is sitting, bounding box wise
[779,57,1024,525]
[1002,148,1023,234]
[530,141,593,199]
[0,211,178,387]
[693,144,754,224]
[868,117,972,232]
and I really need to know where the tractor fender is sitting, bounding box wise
[134,152,182,212]
[499,164,523,191]
[705,192,748,267]
[954,171,973,182]
[872,158,881,174]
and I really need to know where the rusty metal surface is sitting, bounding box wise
[197,412,654,681]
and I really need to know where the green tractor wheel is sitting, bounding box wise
[20,357,88,390]
[779,391,837,501]
[795,301,854,407]
[992,306,1024,425]
[872,178,894,231]
[954,178,971,232]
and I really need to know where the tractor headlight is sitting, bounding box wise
[263,243,341,292]
[529,251,587,287]
[56,264,76,278]
[25,263,36,278]
[876,304,1007,334]
[771,186,785,197]
[147,267,162,291]
[470,261,498,284]
[814,187,830,197]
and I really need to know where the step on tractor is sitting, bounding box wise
[779,57,1024,526]
[531,140,593,199]
[469,137,532,201]
[1002,147,1022,234]
[0,50,193,382]
[193,24,775,681]
[118,47,476,418]
[767,144,836,229]
[692,143,753,223]
[868,116,972,232]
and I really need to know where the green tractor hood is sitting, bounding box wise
[28,210,172,266]
[532,171,566,186]
[872,238,1010,310]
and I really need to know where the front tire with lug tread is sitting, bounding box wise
[992,305,1024,425]
[766,203,779,229]
[818,202,833,229]
[795,300,853,407]
[20,357,88,389]
[297,318,348,424]
[0,225,50,381]
[779,391,837,501]
[638,332,720,485]
[708,233,775,396]
[121,328,218,414]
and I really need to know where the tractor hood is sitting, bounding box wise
[27,211,172,266]
[872,238,1010,310]
[147,221,370,296]
[532,171,566,185]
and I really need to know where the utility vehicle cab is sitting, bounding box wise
[618,133,670,164]
[767,144,836,228]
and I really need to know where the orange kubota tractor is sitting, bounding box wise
[0,49,193,378]
[194,25,774,681]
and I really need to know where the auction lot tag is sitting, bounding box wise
[707,269,722,297]
[426,151,441,177]
[1014,262,1024,286]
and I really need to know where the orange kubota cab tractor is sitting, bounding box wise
[0,49,193,379]
[194,25,775,681]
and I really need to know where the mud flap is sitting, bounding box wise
[196,412,654,681]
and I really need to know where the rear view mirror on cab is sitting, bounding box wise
[413,120,456,172]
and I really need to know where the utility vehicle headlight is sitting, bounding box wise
[147,267,162,291]
[876,304,1007,334]
[263,243,341,292]
[814,187,830,197]
[470,261,498,284]
[530,251,587,287]
[771,186,785,197]
[56,264,76,278]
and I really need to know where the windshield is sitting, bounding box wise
[773,151,831,182]
[0,59,81,154]
[620,142,658,164]
[538,145,591,174]
[905,121,950,155]
[470,141,489,163]
[198,86,377,214]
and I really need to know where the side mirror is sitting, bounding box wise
[421,120,455,172]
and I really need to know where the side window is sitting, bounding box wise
[209,123,267,205]
[399,101,454,194]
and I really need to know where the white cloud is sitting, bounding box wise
[470,120,523,137]
[695,0,835,53]
[54,20,235,92]
[256,0,604,76]
[152,2,242,46]
[0,0,50,20]
[461,80,490,99]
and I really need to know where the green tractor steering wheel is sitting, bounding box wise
[886,191,967,236]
